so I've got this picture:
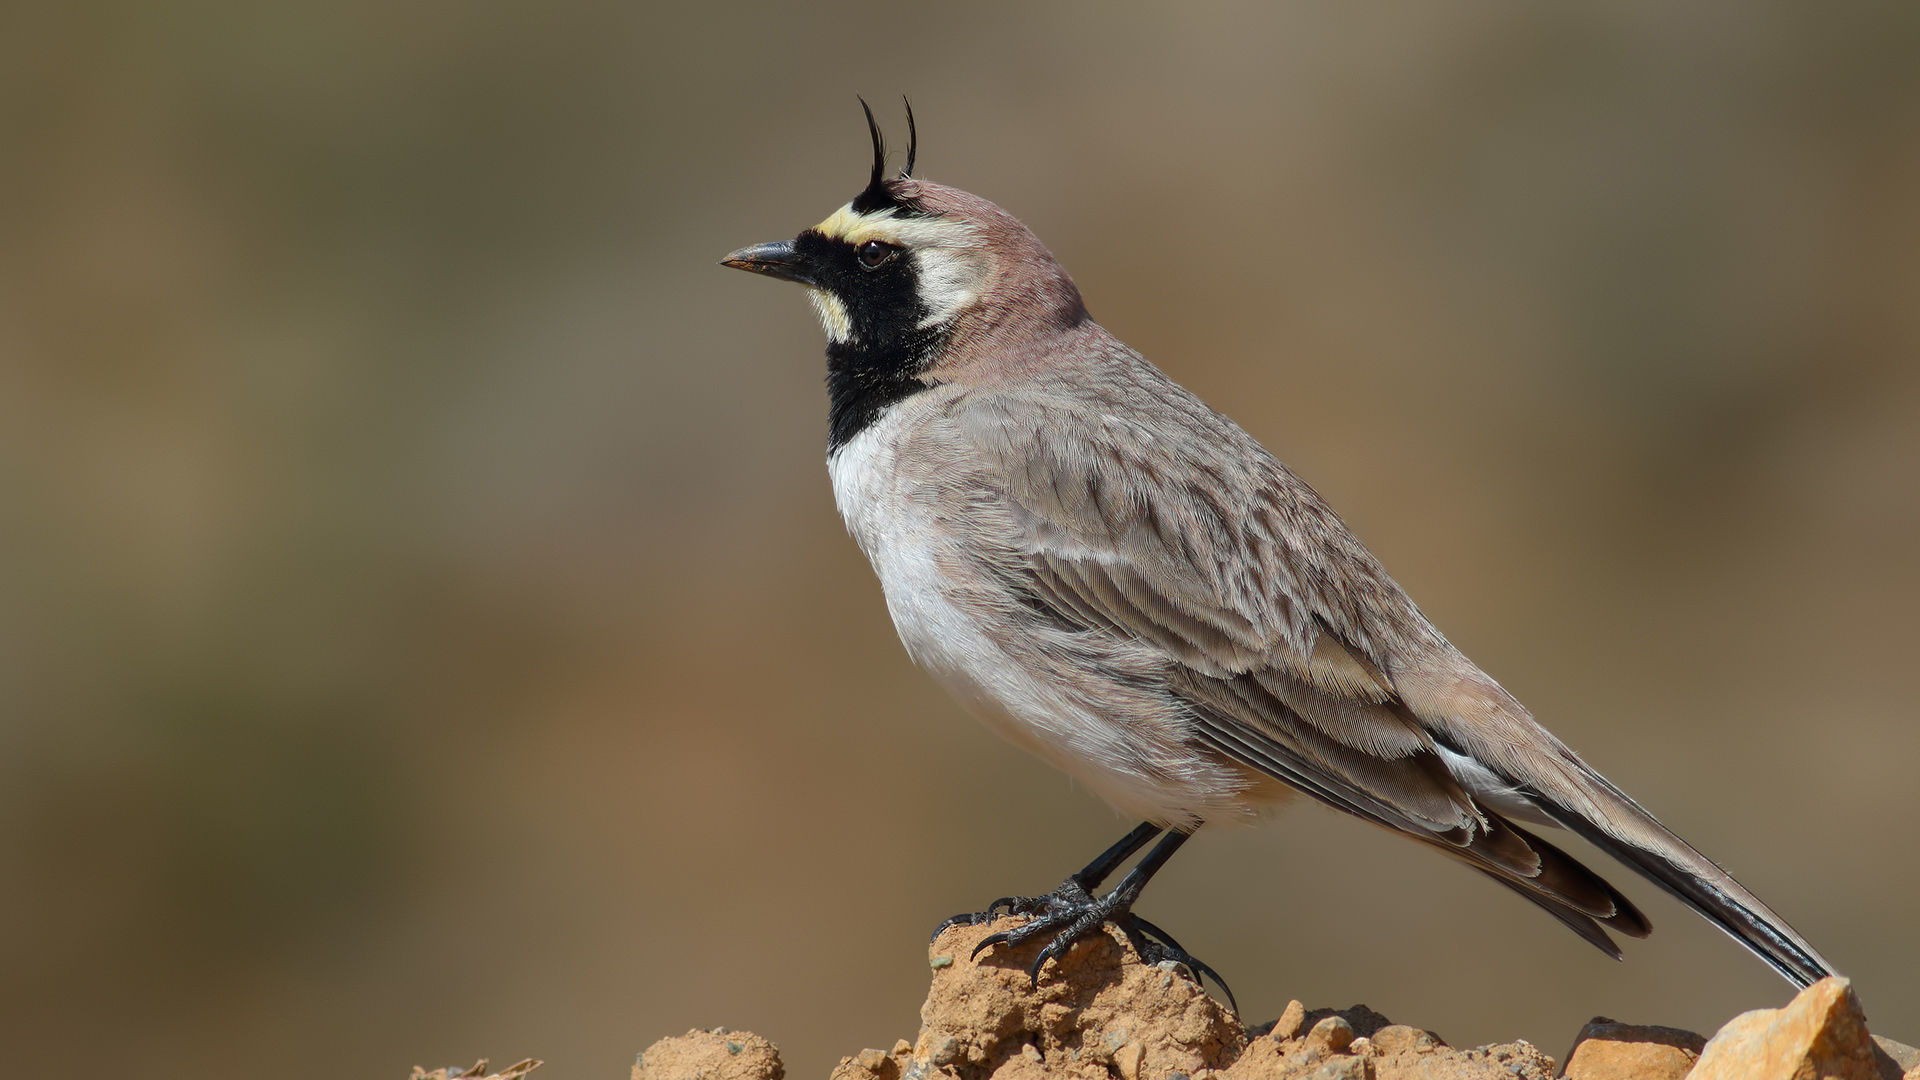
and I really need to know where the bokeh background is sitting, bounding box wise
[3,2,1917,1077]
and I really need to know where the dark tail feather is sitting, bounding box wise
[1476,813,1653,935]
[1461,864,1624,959]
[1535,789,1834,989]
[1427,811,1650,959]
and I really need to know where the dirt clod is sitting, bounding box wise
[411,1060,540,1080]
[637,1029,785,1080]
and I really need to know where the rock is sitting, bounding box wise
[636,1029,785,1080]
[1559,1017,1705,1080]
[620,920,1920,1080]
[1872,1036,1920,1076]
[820,917,1567,1080]
[1263,1001,1309,1042]
[1366,1039,1554,1080]
[1367,1027,1446,1055]
[1304,1017,1355,1056]
[912,917,1246,1080]
[1689,976,1895,1080]
[1300,1007,1395,1040]
[410,1061,541,1080]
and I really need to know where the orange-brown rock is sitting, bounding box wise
[636,1028,786,1080]
[832,917,1561,1080]
[616,918,1920,1080]
[410,1060,542,1080]
[1559,1017,1705,1080]
[901,917,1245,1080]
[412,1053,541,1068]
[1689,977,1902,1080]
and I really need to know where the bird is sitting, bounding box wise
[721,99,1835,1002]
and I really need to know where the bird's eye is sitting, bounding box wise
[856,240,899,270]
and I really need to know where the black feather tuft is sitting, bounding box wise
[850,96,926,217]
[902,96,917,178]
[853,96,889,212]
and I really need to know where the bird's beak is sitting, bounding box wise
[721,240,816,286]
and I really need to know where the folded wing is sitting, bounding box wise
[952,375,1833,984]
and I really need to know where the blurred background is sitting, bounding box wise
[2,2,1917,1077]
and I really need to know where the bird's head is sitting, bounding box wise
[722,100,1086,358]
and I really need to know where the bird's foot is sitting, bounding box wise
[942,880,1233,1012]
[965,877,1117,985]
[936,880,1236,1006]
[930,877,1096,943]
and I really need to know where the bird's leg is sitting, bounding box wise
[1068,820,1166,892]
[931,821,1162,940]
[971,829,1190,982]
[955,829,1227,1000]
[934,826,1231,1002]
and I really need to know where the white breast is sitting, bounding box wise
[826,404,1266,829]
[827,410,995,699]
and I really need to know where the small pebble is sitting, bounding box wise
[725,1042,743,1056]
[1368,1026,1441,1055]
[891,1040,912,1056]
[1306,1015,1356,1055]
[929,956,953,970]
[856,1049,888,1071]
[1270,1000,1308,1041]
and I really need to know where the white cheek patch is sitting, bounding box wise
[910,247,983,328]
[807,289,853,343]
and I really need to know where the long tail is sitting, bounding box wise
[1527,771,1835,988]
[1404,660,1836,987]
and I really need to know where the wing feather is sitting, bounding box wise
[941,376,1825,978]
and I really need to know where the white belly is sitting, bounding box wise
[826,406,1264,829]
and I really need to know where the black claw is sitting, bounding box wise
[1192,959,1238,1015]
[1128,914,1182,951]
[971,931,1014,960]
[930,913,977,943]
[1129,915,1238,1014]
[1028,918,1083,983]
